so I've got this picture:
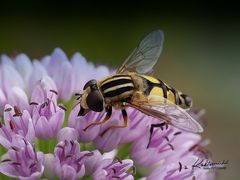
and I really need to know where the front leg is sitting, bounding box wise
[83,106,112,131]
[100,109,128,137]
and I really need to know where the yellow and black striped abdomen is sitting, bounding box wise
[100,74,134,101]
[139,75,192,109]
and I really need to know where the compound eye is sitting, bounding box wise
[86,91,104,112]
[83,79,97,90]
[180,94,192,108]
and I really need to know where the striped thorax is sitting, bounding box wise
[99,74,135,107]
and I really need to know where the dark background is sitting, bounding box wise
[0,2,239,179]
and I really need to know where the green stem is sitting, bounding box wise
[117,143,132,159]
[0,145,6,157]
[36,138,57,153]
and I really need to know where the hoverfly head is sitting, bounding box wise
[82,79,104,112]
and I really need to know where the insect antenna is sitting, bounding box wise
[73,93,83,109]
[75,93,83,101]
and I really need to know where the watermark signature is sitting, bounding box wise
[192,158,229,170]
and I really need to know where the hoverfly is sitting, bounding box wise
[76,30,203,147]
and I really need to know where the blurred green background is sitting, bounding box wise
[0,2,239,179]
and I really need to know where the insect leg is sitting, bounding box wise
[83,106,112,131]
[78,106,91,116]
[147,122,166,148]
[100,109,128,137]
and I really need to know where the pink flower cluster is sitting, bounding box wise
[0,48,215,180]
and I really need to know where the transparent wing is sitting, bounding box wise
[129,97,203,133]
[117,30,164,75]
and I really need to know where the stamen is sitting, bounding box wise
[33,145,37,153]
[56,145,64,150]
[112,175,120,179]
[13,106,22,116]
[64,140,69,146]
[29,162,37,169]
[189,144,198,152]
[11,146,20,151]
[9,120,16,130]
[50,89,58,95]
[1,159,12,163]
[192,175,196,180]
[111,168,117,174]
[174,131,182,136]
[11,162,21,166]
[66,154,73,159]
[23,138,28,145]
[76,152,94,163]
[59,104,67,111]
[29,102,39,106]
[178,162,182,172]
[115,156,123,164]
[4,107,12,112]
[46,98,50,106]
[86,152,94,156]
[33,145,38,160]
[164,136,169,142]
[159,125,164,131]
[40,103,45,109]
[70,141,76,154]
[127,165,136,175]
[168,143,174,150]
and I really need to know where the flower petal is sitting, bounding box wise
[40,75,57,93]
[54,61,74,101]
[71,52,89,92]
[69,106,102,142]
[92,65,110,80]
[43,154,57,179]
[24,113,35,144]
[1,63,25,96]
[84,150,103,176]
[40,56,50,69]
[1,54,15,67]
[31,77,57,104]
[94,127,122,152]
[15,54,32,94]
[0,134,11,149]
[57,127,78,142]
[28,60,48,94]
[48,48,68,76]
[61,164,77,180]
[7,86,29,111]
[0,163,18,178]
[0,88,7,113]
[48,110,65,135]
[35,116,53,139]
